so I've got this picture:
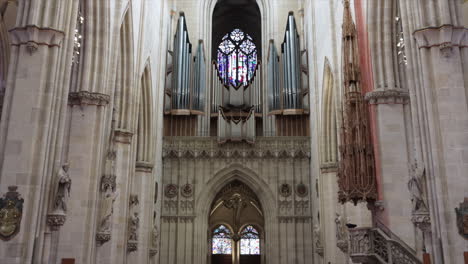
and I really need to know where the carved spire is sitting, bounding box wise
[338,0,377,205]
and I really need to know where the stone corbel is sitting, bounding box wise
[46,212,66,231]
[365,89,410,105]
[9,25,65,55]
[68,91,111,107]
[411,211,431,232]
[413,25,468,58]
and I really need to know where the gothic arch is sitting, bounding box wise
[114,8,136,132]
[194,163,276,263]
[320,58,337,166]
[198,0,273,62]
[136,62,154,163]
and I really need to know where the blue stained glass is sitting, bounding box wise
[217,29,258,88]
[240,225,260,255]
[212,225,232,255]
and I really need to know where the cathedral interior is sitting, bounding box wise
[0,0,467,264]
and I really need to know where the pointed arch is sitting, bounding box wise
[115,8,136,131]
[193,163,276,263]
[321,58,337,166]
[136,61,154,163]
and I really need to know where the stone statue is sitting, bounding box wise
[408,161,427,212]
[128,212,139,241]
[314,224,322,248]
[98,190,118,233]
[53,164,71,212]
[335,213,346,240]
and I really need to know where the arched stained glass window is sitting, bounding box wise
[240,225,260,255]
[212,225,233,254]
[217,29,258,88]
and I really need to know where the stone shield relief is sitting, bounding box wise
[0,186,24,241]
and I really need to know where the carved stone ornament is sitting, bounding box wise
[181,184,193,198]
[68,91,111,106]
[46,211,66,231]
[163,137,311,160]
[296,183,308,197]
[279,183,292,197]
[100,174,116,193]
[127,240,137,252]
[129,194,139,207]
[455,197,468,239]
[411,211,431,232]
[413,25,468,59]
[164,184,178,199]
[149,248,158,257]
[0,186,24,241]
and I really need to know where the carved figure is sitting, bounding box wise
[98,191,118,233]
[408,161,427,212]
[128,212,139,241]
[314,224,323,248]
[455,197,468,239]
[53,164,71,212]
[152,213,159,248]
[335,213,347,240]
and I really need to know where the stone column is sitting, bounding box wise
[365,90,414,248]
[413,25,468,264]
[54,93,111,263]
[95,130,134,264]
[0,1,77,263]
[130,162,155,264]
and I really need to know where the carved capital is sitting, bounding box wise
[114,129,133,144]
[69,91,111,106]
[9,25,65,54]
[46,212,66,231]
[413,25,468,58]
[365,89,410,105]
[135,161,154,172]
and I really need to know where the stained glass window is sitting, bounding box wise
[217,29,258,88]
[212,225,232,255]
[240,225,260,255]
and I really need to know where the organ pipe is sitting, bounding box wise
[171,13,192,111]
[267,40,280,112]
[192,40,206,112]
[281,12,302,110]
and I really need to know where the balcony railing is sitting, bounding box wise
[349,227,422,264]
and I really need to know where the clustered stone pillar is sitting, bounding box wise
[0,0,78,263]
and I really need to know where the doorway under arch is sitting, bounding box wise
[209,180,264,264]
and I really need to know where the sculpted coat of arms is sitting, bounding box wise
[0,186,24,241]
[455,197,468,239]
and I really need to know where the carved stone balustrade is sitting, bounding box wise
[349,227,422,264]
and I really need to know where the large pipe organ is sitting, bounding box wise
[164,12,309,139]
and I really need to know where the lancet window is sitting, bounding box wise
[240,225,260,255]
[212,225,233,254]
[217,29,258,88]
